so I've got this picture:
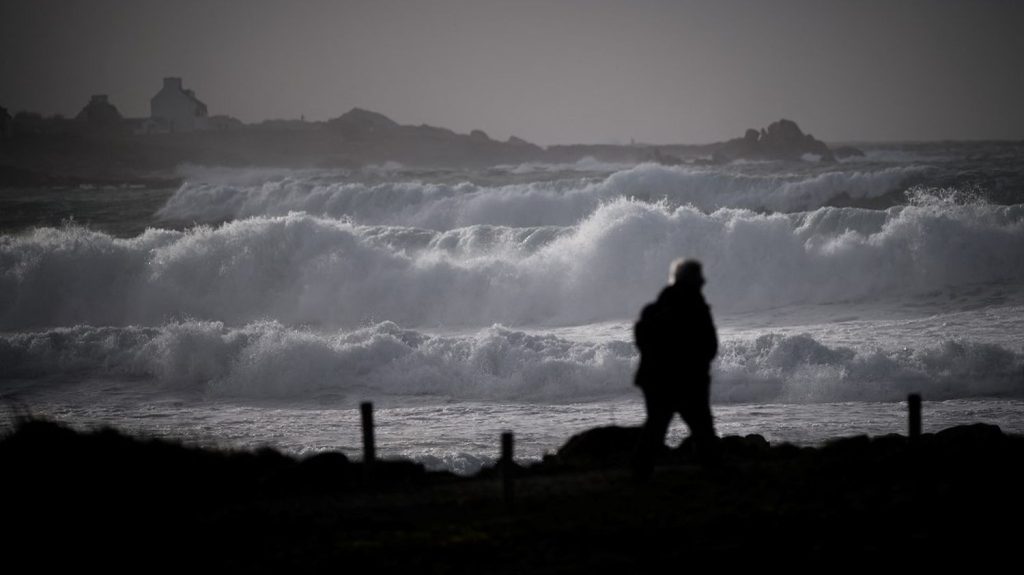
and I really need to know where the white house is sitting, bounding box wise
[150,77,208,132]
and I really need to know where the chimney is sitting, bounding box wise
[163,77,183,91]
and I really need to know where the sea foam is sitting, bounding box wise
[156,163,930,228]
[2,322,1019,403]
[3,196,1023,330]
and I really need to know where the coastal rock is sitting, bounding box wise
[554,425,646,468]
[934,422,1003,444]
[712,119,839,164]
[322,108,545,164]
[297,451,351,488]
[719,433,770,456]
[556,428,777,469]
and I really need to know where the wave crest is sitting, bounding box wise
[156,163,930,228]
[4,198,1024,329]
[2,323,1019,403]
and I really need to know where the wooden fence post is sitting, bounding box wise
[361,402,376,471]
[501,431,515,507]
[908,393,921,441]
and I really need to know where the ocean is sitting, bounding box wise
[2,142,1023,474]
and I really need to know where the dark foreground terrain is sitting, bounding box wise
[2,419,1021,571]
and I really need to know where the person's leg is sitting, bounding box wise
[680,381,718,463]
[633,387,673,478]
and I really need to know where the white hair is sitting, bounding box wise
[669,258,704,287]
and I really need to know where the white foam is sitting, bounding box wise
[493,156,635,175]
[0,321,636,401]
[4,196,1024,329]
[2,322,1019,403]
[599,163,930,212]
[156,163,930,228]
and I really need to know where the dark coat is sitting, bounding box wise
[633,284,718,390]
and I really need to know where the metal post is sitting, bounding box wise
[361,402,376,467]
[501,431,515,507]
[908,393,921,440]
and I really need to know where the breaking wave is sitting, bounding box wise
[2,322,1020,403]
[156,163,930,227]
[492,156,635,174]
[4,196,1023,330]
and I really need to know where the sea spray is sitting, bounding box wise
[5,197,1024,329]
[2,321,1020,403]
[157,163,930,227]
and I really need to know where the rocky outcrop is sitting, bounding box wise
[712,119,851,164]
[546,425,775,469]
[551,426,646,468]
[322,108,546,165]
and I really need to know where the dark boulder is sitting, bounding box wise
[295,451,352,488]
[719,433,770,457]
[674,433,771,463]
[554,425,645,468]
[934,423,1003,444]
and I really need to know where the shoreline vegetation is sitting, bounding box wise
[3,417,1022,569]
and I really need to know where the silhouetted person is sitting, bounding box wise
[633,259,719,477]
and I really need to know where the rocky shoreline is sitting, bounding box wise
[2,418,1021,570]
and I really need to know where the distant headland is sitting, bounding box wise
[0,77,861,185]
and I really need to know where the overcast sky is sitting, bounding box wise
[2,0,1023,144]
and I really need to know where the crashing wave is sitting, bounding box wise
[156,163,930,228]
[4,197,1023,329]
[2,322,1020,403]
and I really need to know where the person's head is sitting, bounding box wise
[669,258,705,290]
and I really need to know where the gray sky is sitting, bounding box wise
[2,0,1023,144]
